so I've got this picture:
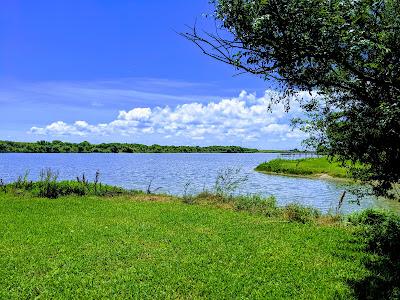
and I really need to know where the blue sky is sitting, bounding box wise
[0,0,306,149]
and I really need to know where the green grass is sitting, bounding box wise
[0,193,369,299]
[255,157,349,179]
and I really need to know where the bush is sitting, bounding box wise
[349,209,400,260]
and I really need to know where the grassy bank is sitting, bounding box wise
[1,177,399,299]
[0,192,368,299]
[255,157,349,179]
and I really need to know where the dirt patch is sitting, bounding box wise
[318,174,334,179]
[256,170,352,182]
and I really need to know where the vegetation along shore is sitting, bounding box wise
[0,173,399,299]
[0,140,302,154]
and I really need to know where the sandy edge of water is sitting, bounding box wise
[256,170,353,183]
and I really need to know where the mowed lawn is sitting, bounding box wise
[0,194,368,299]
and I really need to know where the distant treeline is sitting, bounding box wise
[0,140,264,153]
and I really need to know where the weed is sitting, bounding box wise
[94,170,100,194]
[182,181,196,204]
[38,168,60,198]
[14,170,33,190]
[0,179,5,192]
[213,167,248,197]
[146,177,162,195]
[336,191,346,215]
[76,173,89,185]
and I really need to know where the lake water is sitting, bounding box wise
[0,153,397,213]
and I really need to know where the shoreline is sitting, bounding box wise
[255,169,353,183]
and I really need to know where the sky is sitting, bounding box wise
[0,0,307,149]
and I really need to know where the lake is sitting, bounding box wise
[0,153,397,213]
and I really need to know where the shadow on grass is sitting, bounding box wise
[347,209,400,300]
[349,257,400,300]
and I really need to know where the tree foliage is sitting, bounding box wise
[0,140,259,154]
[183,0,400,198]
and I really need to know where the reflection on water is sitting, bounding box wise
[0,153,398,213]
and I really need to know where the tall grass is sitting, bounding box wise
[38,168,59,198]
[2,169,142,198]
[189,191,322,224]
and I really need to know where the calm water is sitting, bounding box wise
[0,153,397,213]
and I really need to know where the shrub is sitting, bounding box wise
[349,209,400,259]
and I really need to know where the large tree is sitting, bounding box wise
[183,0,400,198]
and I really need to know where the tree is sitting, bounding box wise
[183,0,400,198]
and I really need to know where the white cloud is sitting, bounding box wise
[29,90,310,144]
[118,107,152,121]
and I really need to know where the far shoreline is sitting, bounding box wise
[0,151,291,154]
[0,140,309,154]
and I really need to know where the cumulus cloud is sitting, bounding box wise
[118,107,152,121]
[29,90,309,143]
